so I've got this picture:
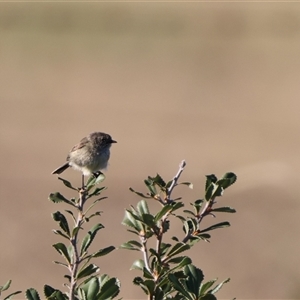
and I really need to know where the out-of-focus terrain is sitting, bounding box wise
[1,3,300,299]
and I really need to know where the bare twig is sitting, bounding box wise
[140,236,151,273]
[81,174,85,190]
[69,188,86,300]
[197,197,216,226]
[166,160,186,201]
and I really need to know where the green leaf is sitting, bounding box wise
[43,284,55,298]
[48,193,75,207]
[144,178,157,196]
[200,294,217,300]
[205,175,217,190]
[182,219,190,235]
[184,264,204,297]
[189,233,211,244]
[200,221,230,233]
[86,175,96,187]
[0,280,11,292]
[212,207,236,213]
[178,182,193,189]
[141,213,155,228]
[166,243,190,259]
[97,277,120,300]
[211,184,223,198]
[119,240,142,251]
[205,183,214,201]
[3,290,22,300]
[200,279,217,295]
[43,285,66,300]
[136,199,150,215]
[129,187,152,199]
[57,177,78,191]
[77,287,87,300]
[170,202,184,211]
[166,180,173,189]
[130,259,145,270]
[143,267,154,279]
[78,276,94,293]
[142,280,155,295]
[209,278,230,294]
[167,256,188,264]
[217,172,237,189]
[159,243,171,256]
[86,277,100,300]
[80,223,104,256]
[86,211,102,221]
[72,226,81,238]
[174,256,192,270]
[155,202,184,221]
[153,287,165,300]
[77,264,99,280]
[192,199,204,214]
[94,173,106,184]
[52,211,70,236]
[133,276,144,285]
[168,274,193,300]
[52,243,71,264]
[154,205,173,222]
[53,261,68,268]
[183,210,196,217]
[52,230,70,240]
[25,288,41,300]
[86,173,106,190]
[133,278,155,296]
[121,210,142,232]
[91,246,115,258]
[133,277,149,295]
[88,187,106,198]
[182,219,197,236]
[152,174,166,187]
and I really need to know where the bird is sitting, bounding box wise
[52,132,117,177]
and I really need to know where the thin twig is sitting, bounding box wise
[69,188,86,300]
[141,236,151,273]
[197,197,215,226]
[166,160,186,201]
[81,174,85,190]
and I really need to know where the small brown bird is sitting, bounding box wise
[52,132,117,177]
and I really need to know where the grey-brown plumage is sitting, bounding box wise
[52,132,117,176]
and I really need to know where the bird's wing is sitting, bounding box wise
[70,136,88,152]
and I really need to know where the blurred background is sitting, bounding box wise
[1,2,300,299]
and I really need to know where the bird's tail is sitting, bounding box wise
[52,163,70,174]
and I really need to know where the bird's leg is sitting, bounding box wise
[81,174,85,189]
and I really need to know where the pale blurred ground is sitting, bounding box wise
[1,2,300,299]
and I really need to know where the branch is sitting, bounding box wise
[166,160,186,201]
[69,188,86,300]
[140,236,151,273]
[197,197,216,226]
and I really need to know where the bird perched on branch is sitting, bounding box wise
[52,132,117,177]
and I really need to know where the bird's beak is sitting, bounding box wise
[111,140,117,143]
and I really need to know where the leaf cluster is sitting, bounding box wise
[121,164,237,299]
[26,174,120,300]
[0,280,21,300]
